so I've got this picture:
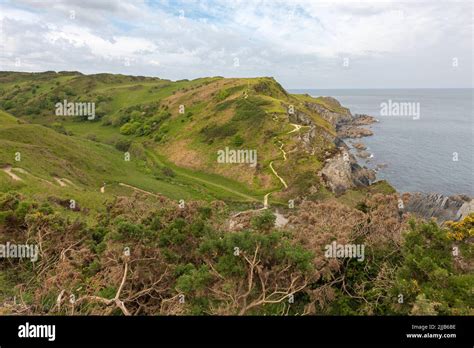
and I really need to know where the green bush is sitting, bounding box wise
[114,138,131,151]
[120,122,141,135]
[162,167,175,177]
[200,123,237,142]
[251,210,275,232]
[232,134,244,147]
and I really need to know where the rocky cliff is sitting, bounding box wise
[297,96,472,222]
[402,192,474,223]
[319,146,375,195]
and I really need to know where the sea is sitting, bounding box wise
[290,89,473,196]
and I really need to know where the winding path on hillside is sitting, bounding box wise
[92,122,306,210]
[119,182,161,198]
[2,165,22,181]
[2,166,55,186]
[277,140,287,161]
[269,161,288,189]
[54,177,68,187]
[116,120,308,217]
[263,192,270,208]
[261,121,308,208]
[2,166,80,190]
[145,149,259,203]
[288,123,302,134]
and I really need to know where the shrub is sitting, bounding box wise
[116,220,148,240]
[120,121,141,135]
[232,135,244,147]
[162,167,175,177]
[251,210,275,232]
[86,133,97,141]
[114,138,131,151]
[216,89,230,101]
[200,123,237,142]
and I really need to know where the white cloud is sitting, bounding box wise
[0,0,471,88]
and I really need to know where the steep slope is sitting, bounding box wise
[0,111,231,217]
[0,71,380,208]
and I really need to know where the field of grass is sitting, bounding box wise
[0,109,270,214]
[0,71,352,211]
[145,148,263,203]
[0,111,215,216]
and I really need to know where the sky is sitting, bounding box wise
[0,0,472,89]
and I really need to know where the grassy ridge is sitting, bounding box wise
[0,71,350,208]
[0,109,264,211]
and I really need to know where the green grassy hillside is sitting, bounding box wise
[1,72,470,318]
[0,71,361,208]
[0,111,229,218]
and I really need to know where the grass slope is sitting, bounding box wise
[0,71,372,208]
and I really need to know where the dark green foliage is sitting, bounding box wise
[393,220,473,315]
[84,259,101,277]
[199,229,313,278]
[355,201,369,213]
[161,167,175,177]
[214,99,235,112]
[232,134,244,147]
[115,219,150,240]
[232,97,270,127]
[175,265,211,293]
[114,138,131,151]
[0,177,471,316]
[200,122,237,142]
[251,210,276,232]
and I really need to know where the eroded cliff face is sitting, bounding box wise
[285,100,376,196]
[319,147,375,195]
[304,100,353,127]
[286,106,336,154]
[402,193,474,223]
[305,99,378,139]
[288,108,317,126]
[288,97,471,219]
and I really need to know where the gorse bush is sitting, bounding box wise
[0,193,471,316]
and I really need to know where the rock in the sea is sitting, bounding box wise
[402,192,473,223]
[357,150,371,159]
[337,125,373,138]
[351,114,378,126]
[353,142,367,150]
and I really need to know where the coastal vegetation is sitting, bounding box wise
[0,71,471,315]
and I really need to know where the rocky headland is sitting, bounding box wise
[402,192,474,223]
[310,97,472,222]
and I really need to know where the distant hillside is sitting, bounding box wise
[0,71,388,209]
